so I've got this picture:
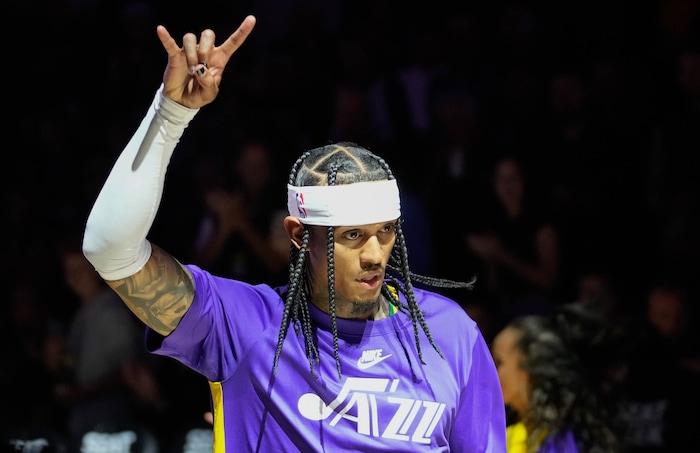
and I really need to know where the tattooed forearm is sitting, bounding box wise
[106,244,195,336]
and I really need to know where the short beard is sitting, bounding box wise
[347,294,383,317]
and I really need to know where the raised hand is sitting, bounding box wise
[156,15,256,108]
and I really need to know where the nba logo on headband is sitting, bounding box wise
[295,192,307,218]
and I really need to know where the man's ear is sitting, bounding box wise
[284,216,305,249]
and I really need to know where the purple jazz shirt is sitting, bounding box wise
[147,265,506,452]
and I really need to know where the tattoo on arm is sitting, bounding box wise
[107,245,195,336]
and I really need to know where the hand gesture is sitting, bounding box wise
[156,15,256,108]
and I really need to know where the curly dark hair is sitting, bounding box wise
[507,304,625,453]
[273,142,473,377]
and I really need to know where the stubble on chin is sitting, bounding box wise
[347,295,383,317]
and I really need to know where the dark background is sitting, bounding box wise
[3,0,699,450]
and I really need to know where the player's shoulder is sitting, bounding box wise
[413,286,465,308]
[186,264,283,302]
[413,287,474,322]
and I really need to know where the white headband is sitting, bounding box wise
[287,180,401,226]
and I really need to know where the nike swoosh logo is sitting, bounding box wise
[357,353,393,370]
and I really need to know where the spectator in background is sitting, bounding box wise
[534,60,653,290]
[191,137,288,286]
[56,239,162,448]
[572,264,628,319]
[326,83,384,148]
[0,281,69,445]
[466,154,561,318]
[491,303,624,452]
[617,277,700,452]
[421,83,490,305]
[653,44,700,206]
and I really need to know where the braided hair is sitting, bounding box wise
[273,142,474,377]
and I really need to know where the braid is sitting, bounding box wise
[288,151,312,185]
[396,222,442,362]
[276,142,474,376]
[387,262,476,289]
[274,150,316,376]
[298,278,318,375]
[326,163,342,377]
[274,230,309,375]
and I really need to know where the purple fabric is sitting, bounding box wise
[539,430,579,453]
[147,265,506,452]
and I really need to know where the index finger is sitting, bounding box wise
[218,15,257,58]
[156,25,181,57]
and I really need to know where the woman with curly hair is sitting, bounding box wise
[491,303,624,453]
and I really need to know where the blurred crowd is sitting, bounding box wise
[2,0,700,452]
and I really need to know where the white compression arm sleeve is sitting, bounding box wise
[83,85,199,280]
